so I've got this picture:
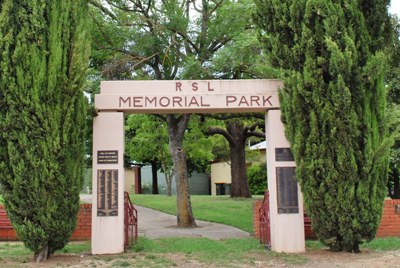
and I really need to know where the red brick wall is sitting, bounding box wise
[253,199,400,240]
[71,204,92,241]
[0,204,92,241]
[376,199,400,237]
[0,227,17,241]
[253,201,262,239]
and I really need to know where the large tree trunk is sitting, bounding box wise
[226,121,251,198]
[166,114,196,227]
[151,161,159,194]
[34,244,49,263]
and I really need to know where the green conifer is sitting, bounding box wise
[254,0,392,252]
[0,1,90,261]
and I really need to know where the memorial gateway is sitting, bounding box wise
[92,79,305,254]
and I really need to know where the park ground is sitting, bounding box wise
[1,195,400,267]
[1,240,400,267]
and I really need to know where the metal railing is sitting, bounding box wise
[124,191,138,250]
[259,190,271,249]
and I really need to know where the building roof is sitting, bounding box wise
[250,141,266,150]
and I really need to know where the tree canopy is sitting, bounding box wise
[254,0,392,252]
[0,0,89,262]
[89,0,273,224]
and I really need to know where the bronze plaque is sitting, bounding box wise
[276,167,299,214]
[97,169,118,216]
[275,148,294,162]
[97,150,118,164]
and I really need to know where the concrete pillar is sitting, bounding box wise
[92,112,125,254]
[265,110,305,253]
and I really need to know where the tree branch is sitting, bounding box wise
[152,114,166,122]
[202,113,265,120]
[246,131,265,139]
[89,0,119,21]
[210,0,225,15]
[209,37,232,53]
[207,127,235,145]
[245,121,264,132]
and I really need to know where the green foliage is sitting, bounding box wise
[0,0,90,258]
[387,16,400,198]
[126,114,171,168]
[254,0,392,252]
[89,0,275,202]
[89,0,263,80]
[386,16,400,105]
[247,162,268,195]
[126,114,215,175]
[184,116,216,173]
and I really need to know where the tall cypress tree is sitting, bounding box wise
[0,1,89,262]
[254,0,392,252]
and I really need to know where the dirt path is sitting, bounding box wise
[297,249,400,268]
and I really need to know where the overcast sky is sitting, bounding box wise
[390,0,399,17]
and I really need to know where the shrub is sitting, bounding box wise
[247,163,267,195]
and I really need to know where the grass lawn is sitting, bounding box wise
[130,194,263,234]
[306,237,400,251]
[2,237,400,267]
[0,238,304,267]
[131,236,268,265]
[1,192,400,267]
[0,241,92,264]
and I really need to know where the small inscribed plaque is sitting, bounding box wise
[275,148,294,162]
[276,167,299,214]
[97,169,118,216]
[97,150,118,164]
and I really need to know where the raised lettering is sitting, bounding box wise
[172,96,183,107]
[133,96,143,107]
[119,97,131,107]
[208,82,214,91]
[145,96,157,107]
[238,96,249,106]
[250,96,260,106]
[200,96,210,107]
[159,97,171,107]
[226,96,237,106]
[176,82,182,91]
[263,96,273,106]
[192,82,198,91]
[188,96,200,107]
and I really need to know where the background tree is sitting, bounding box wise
[207,115,265,197]
[247,162,268,195]
[254,0,392,252]
[126,115,166,194]
[126,114,214,196]
[89,0,264,226]
[0,1,89,262]
[387,15,400,199]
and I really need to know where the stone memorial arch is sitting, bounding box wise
[92,80,305,254]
